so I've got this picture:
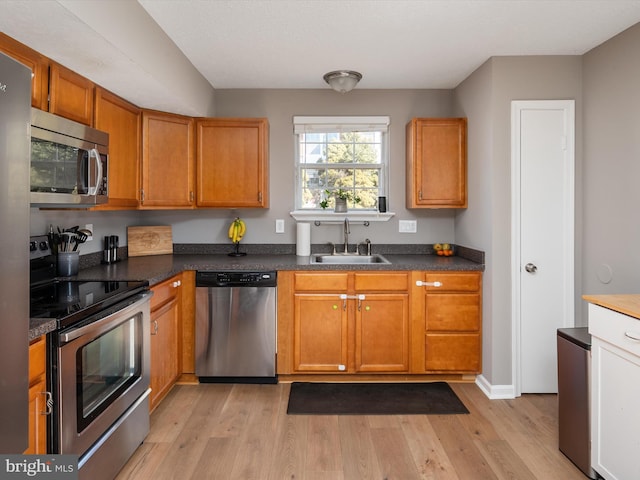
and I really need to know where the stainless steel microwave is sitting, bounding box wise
[30,108,109,207]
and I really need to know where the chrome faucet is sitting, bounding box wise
[343,218,350,253]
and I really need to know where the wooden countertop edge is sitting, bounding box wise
[583,294,640,319]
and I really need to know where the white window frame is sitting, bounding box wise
[290,116,394,222]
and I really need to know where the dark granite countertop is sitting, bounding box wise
[31,244,484,340]
[74,251,484,285]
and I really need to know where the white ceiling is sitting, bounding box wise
[2,0,640,114]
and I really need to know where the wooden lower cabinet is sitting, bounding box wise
[419,271,482,373]
[356,292,409,372]
[285,271,410,374]
[25,336,49,454]
[279,270,482,378]
[149,274,182,411]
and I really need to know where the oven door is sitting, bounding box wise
[52,292,151,456]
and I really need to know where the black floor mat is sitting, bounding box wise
[286,381,469,415]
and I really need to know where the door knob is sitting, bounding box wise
[525,263,538,273]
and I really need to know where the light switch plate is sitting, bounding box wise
[275,219,285,233]
[399,220,417,233]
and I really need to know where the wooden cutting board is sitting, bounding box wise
[127,226,173,257]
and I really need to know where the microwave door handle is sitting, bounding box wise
[87,148,102,195]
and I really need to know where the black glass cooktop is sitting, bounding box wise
[30,280,148,329]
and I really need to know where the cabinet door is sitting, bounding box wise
[26,379,48,454]
[141,111,195,208]
[25,336,48,454]
[150,275,182,411]
[355,293,409,372]
[94,88,140,209]
[196,118,269,208]
[150,297,180,411]
[425,334,481,372]
[293,294,348,372]
[590,304,640,480]
[49,63,94,125]
[406,118,467,208]
[426,294,480,331]
[0,33,49,109]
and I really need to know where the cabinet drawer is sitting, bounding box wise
[424,272,480,292]
[151,275,181,311]
[354,273,409,292]
[426,294,480,331]
[589,304,640,357]
[294,273,348,292]
[425,333,480,372]
[28,336,46,384]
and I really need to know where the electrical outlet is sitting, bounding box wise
[399,220,417,233]
[84,224,93,241]
[275,219,285,234]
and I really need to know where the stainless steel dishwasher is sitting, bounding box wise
[195,271,277,383]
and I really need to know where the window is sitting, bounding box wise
[294,116,389,211]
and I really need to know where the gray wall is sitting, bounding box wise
[582,23,640,299]
[32,89,463,253]
[453,55,583,387]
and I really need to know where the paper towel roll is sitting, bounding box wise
[296,222,311,256]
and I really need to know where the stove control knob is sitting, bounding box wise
[39,241,49,251]
[30,241,37,252]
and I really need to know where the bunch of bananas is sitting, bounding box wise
[228,217,246,244]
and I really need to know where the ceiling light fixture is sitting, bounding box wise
[323,70,362,93]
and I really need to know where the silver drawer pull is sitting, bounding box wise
[624,331,640,341]
[415,281,442,287]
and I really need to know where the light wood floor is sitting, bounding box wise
[115,382,586,480]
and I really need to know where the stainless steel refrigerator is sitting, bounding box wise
[0,52,31,452]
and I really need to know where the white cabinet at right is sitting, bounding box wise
[587,301,640,480]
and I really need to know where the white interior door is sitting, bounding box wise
[511,100,575,395]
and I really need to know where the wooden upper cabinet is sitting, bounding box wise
[196,118,269,208]
[406,118,467,208]
[49,62,94,125]
[0,33,49,110]
[141,110,195,209]
[93,88,141,209]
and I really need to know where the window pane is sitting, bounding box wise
[354,143,380,164]
[301,168,327,190]
[296,120,387,210]
[302,143,326,163]
[301,186,324,208]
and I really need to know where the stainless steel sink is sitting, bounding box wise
[310,254,390,264]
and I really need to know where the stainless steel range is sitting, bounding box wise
[30,235,152,480]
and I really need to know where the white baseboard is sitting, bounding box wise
[475,374,516,399]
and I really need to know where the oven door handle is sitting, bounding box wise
[58,291,153,345]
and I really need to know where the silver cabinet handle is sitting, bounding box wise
[41,391,53,415]
[172,280,181,288]
[624,331,640,341]
[415,280,442,287]
[525,263,538,273]
[151,320,159,335]
[339,293,366,310]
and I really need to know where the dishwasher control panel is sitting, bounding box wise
[196,271,277,288]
